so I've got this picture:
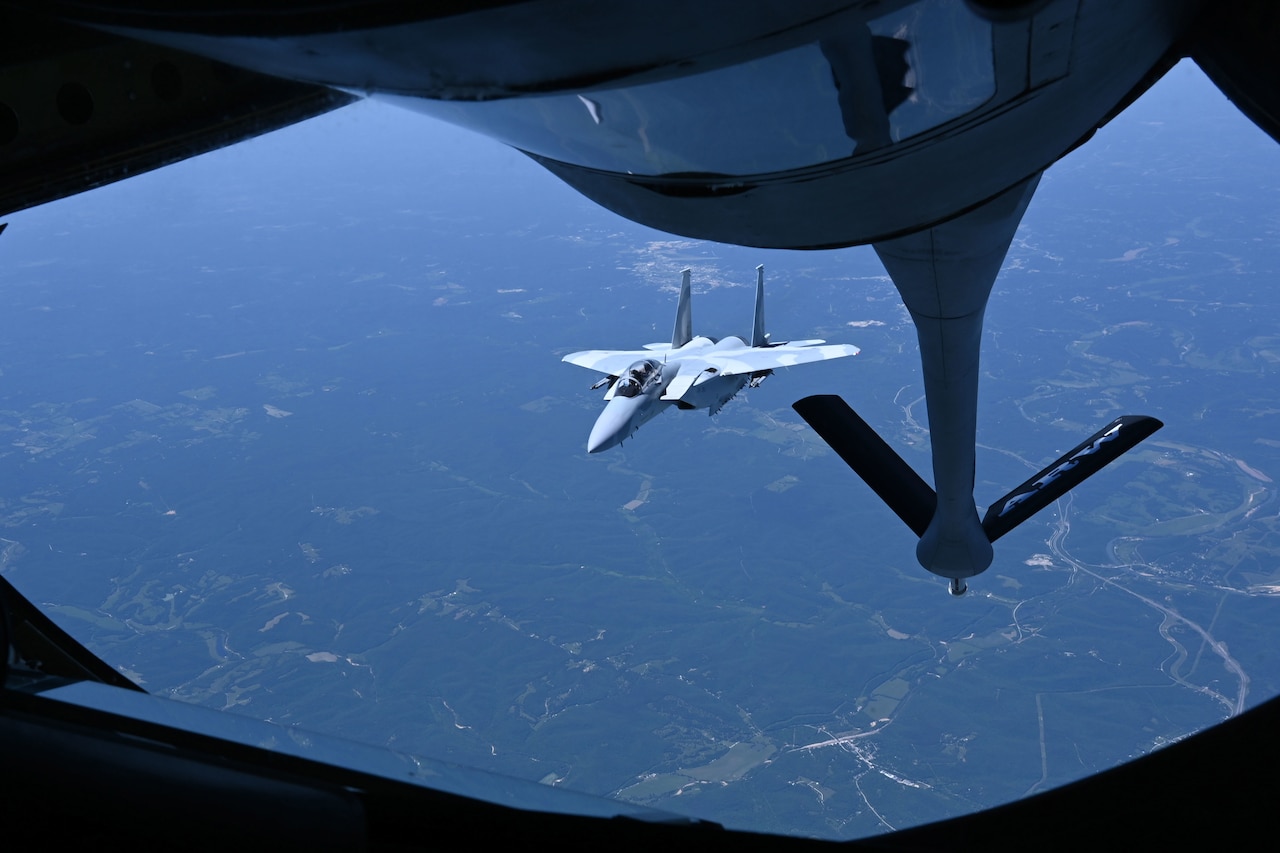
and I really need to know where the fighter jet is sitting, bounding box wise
[563,266,858,453]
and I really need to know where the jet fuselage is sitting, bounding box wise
[586,337,756,452]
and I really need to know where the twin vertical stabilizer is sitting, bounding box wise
[751,265,768,347]
[670,265,770,349]
[671,268,693,348]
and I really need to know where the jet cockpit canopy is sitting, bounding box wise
[614,359,662,398]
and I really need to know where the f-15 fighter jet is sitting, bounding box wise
[564,266,859,453]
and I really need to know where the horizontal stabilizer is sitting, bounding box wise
[981,415,1163,542]
[793,395,936,537]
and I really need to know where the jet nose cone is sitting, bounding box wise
[587,401,632,453]
[587,423,621,454]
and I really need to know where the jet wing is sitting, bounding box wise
[562,348,671,375]
[658,345,858,402]
[695,343,860,377]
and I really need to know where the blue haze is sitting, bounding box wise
[1,59,1278,838]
